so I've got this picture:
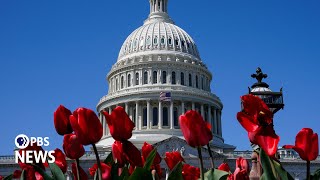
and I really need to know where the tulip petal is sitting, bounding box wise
[309,133,319,161]
[237,112,259,132]
[251,126,280,156]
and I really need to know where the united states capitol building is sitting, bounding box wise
[0,0,319,179]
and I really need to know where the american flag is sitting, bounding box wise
[159,92,171,102]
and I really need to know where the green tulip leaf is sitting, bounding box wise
[259,149,276,180]
[111,162,120,180]
[3,174,13,180]
[31,164,54,180]
[93,170,98,180]
[311,168,320,180]
[49,163,66,180]
[204,169,229,180]
[168,162,183,180]
[143,148,157,170]
[128,167,152,180]
[20,170,25,180]
[120,166,129,180]
[104,152,114,165]
[272,160,294,180]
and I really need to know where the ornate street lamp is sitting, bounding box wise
[248,67,284,114]
[246,67,285,179]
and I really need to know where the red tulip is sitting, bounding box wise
[0,176,3,180]
[15,166,43,180]
[218,163,231,172]
[102,106,135,141]
[237,94,279,156]
[141,142,161,165]
[153,164,162,178]
[52,148,67,173]
[164,151,185,171]
[236,157,249,173]
[112,140,143,167]
[72,162,88,180]
[89,163,111,180]
[182,164,200,180]
[233,168,249,180]
[63,134,85,159]
[179,110,213,147]
[70,107,103,145]
[54,105,73,135]
[283,128,319,161]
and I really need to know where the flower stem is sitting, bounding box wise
[307,160,310,180]
[92,143,102,180]
[197,147,205,180]
[75,159,80,180]
[207,144,215,169]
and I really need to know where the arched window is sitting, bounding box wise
[201,76,204,90]
[181,40,185,47]
[181,72,185,85]
[168,37,172,45]
[116,78,118,90]
[143,108,147,127]
[146,36,151,46]
[135,72,139,85]
[127,74,131,87]
[162,71,167,84]
[163,107,168,126]
[153,107,158,126]
[121,76,124,89]
[161,37,165,45]
[143,71,148,85]
[154,36,158,44]
[153,71,158,84]
[196,75,199,88]
[172,71,176,84]
[175,39,179,46]
[189,74,192,87]
[174,107,178,127]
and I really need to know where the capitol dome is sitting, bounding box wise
[96,0,234,153]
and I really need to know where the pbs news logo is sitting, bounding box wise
[15,134,55,164]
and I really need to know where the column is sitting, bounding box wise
[170,100,174,129]
[208,105,212,132]
[129,106,133,121]
[108,107,112,114]
[181,101,185,114]
[139,103,142,130]
[192,102,195,110]
[135,102,139,130]
[147,100,151,129]
[158,101,162,129]
[125,102,129,114]
[156,0,159,11]
[219,110,222,136]
[201,104,204,120]
[213,108,217,134]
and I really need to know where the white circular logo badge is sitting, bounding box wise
[15,134,29,149]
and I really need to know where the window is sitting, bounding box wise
[163,107,168,126]
[121,76,124,89]
[143,108,147,127]
[189,74,192,87]
[153,107,158,126]
[153,71,158,84]
[133,39,137,49]
[201,76,204,90]
[162,71,167,84]
[127,74,131,87]
[168,38,172,45]
[135,72,139,85]
[143,71,148,85]
[181,72,185,85]
[154,36,158,44]
[181,40,185,47]
[175,39,179,46]
[174,107,178,127]
[196,75,199,88]
[172,71,176,84]
[161,37,165,44]
[146,36,151,45]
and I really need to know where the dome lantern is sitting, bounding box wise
[144,0,174,25]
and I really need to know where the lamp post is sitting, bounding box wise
[246,67,284,179]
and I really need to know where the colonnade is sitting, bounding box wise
[99,99,222,138]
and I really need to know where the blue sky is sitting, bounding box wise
[0,0,319,155]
